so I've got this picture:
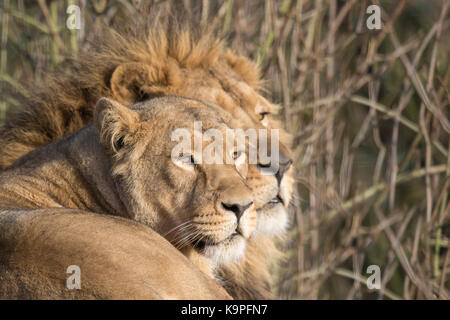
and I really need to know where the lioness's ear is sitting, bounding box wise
[94,97,140,153]
[110,62,169,104]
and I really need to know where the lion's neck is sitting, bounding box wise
[0,126,129,218]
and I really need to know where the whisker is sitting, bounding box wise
[172,228,201,250]
[163,219,193,237]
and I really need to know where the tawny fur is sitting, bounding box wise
[0,96,260,299]
[0,15,294,299]
[0,209,231,299]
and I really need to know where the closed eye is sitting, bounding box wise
[178,154,195,165]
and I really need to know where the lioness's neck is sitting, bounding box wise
[0,126,128,218]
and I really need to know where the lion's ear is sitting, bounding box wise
[94,97,140,153]
[110,62,167,104]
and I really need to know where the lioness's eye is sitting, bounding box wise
[172,152,196,172]
[178,154,195,165]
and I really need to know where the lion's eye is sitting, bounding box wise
[232,151,242,160]
[258,112,270,121]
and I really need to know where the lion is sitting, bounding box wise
[0,14,294,299]
[0,96,259,299]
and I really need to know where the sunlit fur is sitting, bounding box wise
[0,97,258,292]
[95,97,257,272]
[0,11,294,299]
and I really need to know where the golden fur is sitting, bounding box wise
[0,209,231,299]
[0,96,260,299]
[0,16,294,299]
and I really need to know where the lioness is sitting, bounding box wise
[0,96,258,298]
[0,15,294,298]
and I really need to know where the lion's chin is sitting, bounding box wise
[200,234,247,266]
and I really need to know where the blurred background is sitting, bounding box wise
[0,0,449,299]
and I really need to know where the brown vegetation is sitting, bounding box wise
[0,0,449,299]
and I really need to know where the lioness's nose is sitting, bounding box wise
[221,201,253,220]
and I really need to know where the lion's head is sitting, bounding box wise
[94,96,258,267]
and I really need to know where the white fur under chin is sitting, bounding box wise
[203,235,247,267]
[255,204,288,236]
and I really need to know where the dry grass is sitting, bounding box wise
[0,0,449,299]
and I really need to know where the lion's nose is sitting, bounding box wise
[221,201,253,220]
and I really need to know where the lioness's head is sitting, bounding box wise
[94,96,257,266]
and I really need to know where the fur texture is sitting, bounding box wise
[0,96,260,299]
[0,209,231,299]
[0,15,294,299]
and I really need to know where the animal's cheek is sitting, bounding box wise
[190,194,215,213]
[193,215,236,244]
[250,184,278,209]
[247,170,278,192]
